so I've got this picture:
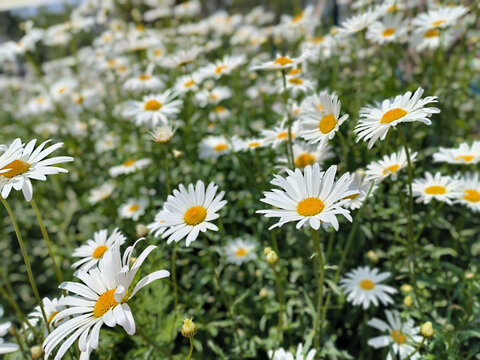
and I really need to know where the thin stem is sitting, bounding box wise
[280,69,295,169]
[11,325,27,360]
[311,228,325,348]
[272,266,284,345]
[169,243,179,350]
[30,198,63,284]
[164,143,171,195]
[1,198,49,330]
[187,337,194,360]
[403,337,426,360]
[136,327,168,355]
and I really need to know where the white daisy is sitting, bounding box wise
[250,51,311,71]
[299,92,349,147]
[284,76,314,97]
[412,172,462,205]
[0,322,18,355]
[123,73,164,93]
[147,211,166,238]
[119,199,147,221]
[344,170,377,210]
[262,120,300,148]
[88,183,115,205]
[173,74,200,94]
[340,266,397,309]
[157,181,227,246]
[410,27,457,52]
[278,143,334,170]
[197,54,246,79]
[72,228,126,271]
[225,238,257,265]
[232,137,267,152]
[366,148,417,183]
[412,6,468,31]
[368,310,422,360]
[268,343,316,360]
[198,136,231,160]
[337,7,382,37]
[456,172,480,213]
[109,158,151,177]
[432,141,480,165]
[29,297,66,331]
[366,13,408,45]
[43,240,170,359]
[354,87,440,149]
[0,139,73,201]
[209,106,231,122]
[194,86,232,107]
[257,164,357,231]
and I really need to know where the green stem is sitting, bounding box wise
[30,198,63,284]
[403,337,426,360]
[280,69,295,169]
[272,266,284,345]
[136,327,168,355]
[1,198,49,331]
[164,143,171,195]
[311,228,325,348]
[11,325,27,360]
[169,244,179,350]
[187,337,194,360]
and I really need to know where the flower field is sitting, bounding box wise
[0,0,479,359]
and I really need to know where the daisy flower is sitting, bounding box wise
[268,343,316,360]
[197,54,246,79]
[0,322,18,355]
[194,86,232,107]
[119,199,147,221]
[412,172,461,205]
[366,148,418,183]
[198,136,231,160]
[278,143,334,170]
[88,183,115,205]
[122,90,182,128]
[299,92,348,147]
[209,106,231,122]
[432,141,480,165]
[123,73,163,93]
[284,76,314,97]
[456,172,480,213]
[174,74,200,94]
[157,180,227,246]
[109,158,151,177]
[72,228,126,271]
[344,170,377,210]
[0,139,73,201]
[257,164,357,231]
[147,211,166,238]
[337,7,382,37]
[366,13,408,45]
[410,27,456,52]
[340,266,397,309]
[29,297,66,331]
[225,238,257,265]
[149,124,176,144]
[412,6,468,31]
[262,120,300,148]
[250,51,311,71]
[368,310,422,360]
[354,87,440,149]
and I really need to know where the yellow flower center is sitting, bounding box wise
[273,56,293,66]
[295,153,315,168]
[154,49,162,56]
[184,206,207,225]
[288,68,301,75]
[380,108,407,124]
[47,311,59,325]
[214,106,225,113]
[248,142,261,148]
[382,164,400,175]
[215,64,227,74]
[359,279,375,290]
[424,29,440,38]
[432,19,446,27]
[276,131,294,140]
[129,204,140,212]
[213,143,229,152]
[464,189,480,203]
[344,193,359,200]
[36,97,46,104]
[387,5,397,12]
[297,197,325,216]
[92,245,108,259]
[144,99,162,111]
[313,36,324,44]
[292,11,304,23]
[235,248,248,257]
[391,330,407,344]
[319,114,337,134]
[288,77,303,85]
[138,74,151,80]
[424,185,446,195]
[136,24,145,32]
[184,79,195,87]
[93,289,128,318]
[123,160,136,167]
[317,104,324,111]
[455,155,474,163]
[0,160,30,178]
[382,28,396,37]
[57,87,66,94]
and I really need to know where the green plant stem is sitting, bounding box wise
[164,143,171,195]
[403,337,426,360]
[136,327,168,355]
[311,228,325,348]
[1,198,49,330]
[11,325,27,360]
[169,243,179,350]
[280,69,295,169]
[187,337,194,360]
[272,266,284,345]
[30,198,63,284]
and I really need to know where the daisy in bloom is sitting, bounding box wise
[456,172,480,213]
[250,51,311,71]
[432,141,480,165]
[147,211,166,238]
[340,266,397,309]
[284,75,314,97]
[198,54,246,79]
[157,180,227,246]
[194,86,232,107]
[122,72,163,93]
[258,164,357,231]
[354,87,440,149]
[149,124,176,144]
[119,199,147,221]
[344,170,377,210]
[72,228,126,271]
[232,137,266,152]
[268,343,316,360]
[262,121,300,148]
[278,143,334,170]
[109,158,151,177]
[209,106,231,122]
[29,297,66,331]
[410,27,456,52]
[412,6,469,32]
[174,74,200,94]
[225,238,257,265]
[198,136,231,160]
[0,322,18,354]
[88,183,115,205]
[0,139,73,201]
[299,92,349,147]
[159,47,203,69]
[122,90,182,128]
[366,148,418,183]
[412,172,462,205]
[43,240,170,359]
[337,7,382,37]
[366,13,408,45]
[367,310,422,360]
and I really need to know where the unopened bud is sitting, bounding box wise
[266,250,278,266]
[400,284,413,293]
[30,345,44,359]
[181,318,197,338]
[259,288,268,298]
[367,250,379,263]
[403,295,413,307]
[420,322,434,338]
[136,224,149,238]
[263,247,272,256]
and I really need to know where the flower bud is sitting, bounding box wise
[181,318,197,339]
[367,250,379,263]
[136,224,149,238]
[263,247,272,256]
[30,345,44,359]
[403,295,413,307]
[400,284,413,293]
[259,288,268,298]
[266,250,278,266]
[420,322,434,338]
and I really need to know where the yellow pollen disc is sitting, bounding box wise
[380,108,407,124]
[464,189,480,203]
[288,77,303,85]
[214,106,225,113]
[297,197,325,216]
[288,68,301,75]
[248,142,261,148]
[235,248,248,257]
[184,80,195,87]
[317,104,324,111]
[391,330,407,344]
[273,56,293,66]
[93,289,128,318]
[455,155,474,162]
[319,114,337,134]
[36,97,46,104]
[75,96,84,105]
[0,160,30,178]
[138,74,151,80]
[136,24,145,32]
[424,29,440,38]
[117,66,127,72]
[425,185,446,195]
[292,11,304,23]
[57,87,66,94]
[432,19,446,27]
[107,59,117,67]
[382,164,400,175]
[387,5,397,12]
[47,311,59,325]
[344,193,359,200]
[214,143,229,152]
[154,49,162,56]
[92,245,108,259]
[129,204,140,212]
[215,64,227,74]
[359,279,375,290]
[184,206,207,225]
[295,153,315,168]
[144,99,162,111]
[123,160,136,167]
[382,28,396,37]
[313,36,324,44]
[277,131,294,140]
